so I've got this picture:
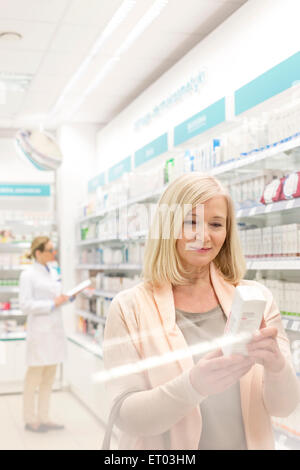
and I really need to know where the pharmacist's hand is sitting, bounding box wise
[247,327,285,373]
[54,294,70,308]
[189,349,255,397]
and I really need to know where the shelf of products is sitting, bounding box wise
[236,197,300,219]
[0,188,58,338]
[81,289,117,300]
[0,310,24,318]
[76,309,106,325]
[67,333,103,358]
[246,258,300,271]
[76,263,143,271]
[0,331,26,341]
[75,114,300,414]
[0,287,19,293]
[212,134,300,178]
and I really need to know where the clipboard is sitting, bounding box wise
[65,279,91,297]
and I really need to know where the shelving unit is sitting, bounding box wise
[75,132,300,328]
[246,258,300,271]
[212,134,300,178]
[76,309,106,325]
[0,310,24,318]
[81,289,117,299]
[76,263,142,271]
[74,110,300,449]
[0,181,61,395]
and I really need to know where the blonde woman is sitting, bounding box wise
[19,236,70,433]
[103,173,300,450]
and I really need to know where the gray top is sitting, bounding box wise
[175,304,248,450]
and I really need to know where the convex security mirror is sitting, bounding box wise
[15,129,63,171]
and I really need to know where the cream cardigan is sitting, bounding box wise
[103,262,300,450]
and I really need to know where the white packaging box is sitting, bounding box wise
[258,228,263,257]
[290,224,298,256]
[279,282,284,313]
[292,282,299,314]
[281,224,287,256]
[242,230,248,257]
[239,230,245,254]
[286,224,292,256]
[293,224,300,256]
[284,283,291,313]
[286,224,296,256]
[222,285,267,356]
[253,228,261,258]
[289,283,295,314]
[265,226,273,257]
[272,226,281,257]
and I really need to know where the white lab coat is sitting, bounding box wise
[19,262,67,366]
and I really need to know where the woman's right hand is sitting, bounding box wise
[54,294,70,308]
[189,349,255,397]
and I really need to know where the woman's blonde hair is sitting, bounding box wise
[142,172,246,286]
[27,236,50,260]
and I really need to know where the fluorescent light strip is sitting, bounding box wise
[63,0,169,121]
[116,0,168,56]
[49,0,136,118]
[65,56,120,116]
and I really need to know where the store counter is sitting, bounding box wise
[0,330,110,427]
[65,334,111,426]
[0,332,27,394]
[0,332,61,394]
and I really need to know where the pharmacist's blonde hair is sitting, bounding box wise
[142,172,246,286]
[27,236,50,260]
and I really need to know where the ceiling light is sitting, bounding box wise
[61,0,169,121]
[49,0,136,118]
[63,57,121,119]
[117,0,168,56]
[0,31,22,41]
[0,72,32,92]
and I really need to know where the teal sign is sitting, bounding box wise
[174,98,226,146]
[108,156,131,183]
[134,133,168,167]
[235,51,300,115]
[0,184,51,196]
[88,173,105,194]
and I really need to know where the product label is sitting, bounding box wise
[283,173,298,199]
[263,179,281,204]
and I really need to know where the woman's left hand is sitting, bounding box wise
[247,327,286,373]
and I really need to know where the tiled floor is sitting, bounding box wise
[1,390,299,450]
[0,390,110,450]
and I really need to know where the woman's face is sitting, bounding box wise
[176,195,227,271]
[36,240,56,265]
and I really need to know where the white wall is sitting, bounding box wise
[95,0,300,174]
[56,124,97,333]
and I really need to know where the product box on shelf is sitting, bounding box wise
[272,226,282,257]
[102,247,123,265]
[268,103,300,144]
[258,278,300,315]
[251,228,260,258]
[241,224,300,259]
[128,164,164,200]
[280,172,300,201]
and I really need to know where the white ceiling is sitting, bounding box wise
[0,0,248,131]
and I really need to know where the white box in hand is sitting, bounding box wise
[222,285,267,356]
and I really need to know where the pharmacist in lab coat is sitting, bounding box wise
[19,236,70,433]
